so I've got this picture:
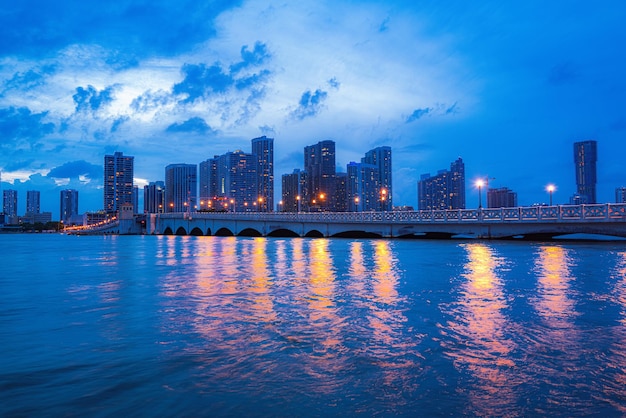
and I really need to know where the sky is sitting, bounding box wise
[1,0,625,218]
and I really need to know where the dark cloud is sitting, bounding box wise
[0,106,54,145]
[230,42,271,73]
[131,90,172,113]
[166,117,217,135]
[0,0,243,58]
[328,77,340,89]
[73,85,117,113]
[173,63,234,103]
[3,159,36,171]
[111,116,129,133]
[2,65,56,95]
[406,107,432,123]
[445,102,459,115]
[290,89,328,120]
[235,70,271,90]
[47,160,102,181]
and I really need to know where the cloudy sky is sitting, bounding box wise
[1,0,625,218]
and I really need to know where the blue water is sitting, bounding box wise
[2,234,626,416]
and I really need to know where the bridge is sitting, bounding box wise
[68,203,626,240]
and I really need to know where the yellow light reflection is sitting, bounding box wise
[533,246,576,323]
[445,243,517,415]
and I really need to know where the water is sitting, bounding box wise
[2,234,626,416]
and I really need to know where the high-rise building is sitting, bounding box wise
[3,189,18,218]
[304,140,336,211]
[616,187,626,203]
[144,181,165,213]
[347,162,379,212]
[216,151,258,212]
[335,172,348,212]
[26,190,40,214]
[251,136,274,212]
[362,146,392,211]
[165,164,197,213]
[199,156,219,209]
[60,189,79,224]
[104,151,134,213]
[418,158,466,210]
[487,187,518,208]
[281,169,307,212]
[573,140,597,204]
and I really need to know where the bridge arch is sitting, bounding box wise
[332,230,383,239]
[190,227,204,236]
[175,226,187,236]
[215,227,234,236]
[163,226,173,235]
[238,228,262,237]
[268,228,300,237]
[206,228,212,236]
[305,229,324,238]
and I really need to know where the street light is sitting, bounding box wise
[230,198,235,213]
[547,184,556,206]
[296,195,301,213]
[475,179,484,209]
[354,196,360,212]
[380,188,388,211]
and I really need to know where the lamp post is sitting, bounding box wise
[296,195,301,213]
[476,179,484,209]
[230,198,235,213]
[547,184,555,206]
[354,196,360,212]
[380,188,387,211]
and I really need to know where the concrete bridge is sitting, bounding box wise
[139,203,626,240]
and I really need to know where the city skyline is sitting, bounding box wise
[1,2,626,218]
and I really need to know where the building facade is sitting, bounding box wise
[616,187,626,203]
[362,146,393,211]
[418,158,466,210]
[199,157,219,209]
[487,187,518,208]
[573,140,597,204]
[104,151,134,213]
[304,140,336,211]
[347,162,379,212]
[144,181,165,213]
[281,169,307,212]
[251,136,274,212]
[60,189,79,224]
[165,164,197,213]
[26,190,40,214]
[3,189,18,224]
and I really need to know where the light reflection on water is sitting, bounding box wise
[2,235,626,416]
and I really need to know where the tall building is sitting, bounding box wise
[362,146,392,211]
[216,151,258,211]
[60,189,79,224]
[104,151,134,213]
[573,140,597,204]
[487,187,518,208]
[165,164,197,213]
[251,136,274,212]
[616,187,626,203]
[199,156,219,208]
[304,140,336,211]
[418,158,466,210]
[3,189,18,219]
[335,172,348,212]
[144,181,165,213]
[281,169,307,212]
[347,162,379,212]
[26,190,40,214]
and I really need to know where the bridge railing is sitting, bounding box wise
[156,203,626,224]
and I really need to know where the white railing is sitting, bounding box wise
[157,203,626,224]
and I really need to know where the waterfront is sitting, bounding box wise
[2,234,626,416]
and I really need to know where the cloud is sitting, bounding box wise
[406,107,432,123]
[3,159,36,172]
[1,65,56,94]
[47,160,102,181]
[166,117,217,135]
[0,106,54,146]
[0,0,242,58]
[173,63,235,103]
[111,116,129,133]
[290,89,328,120]
[230,42,271,73]
[73,85,118,113]
[328,77,340,90]
[130,90,173,113]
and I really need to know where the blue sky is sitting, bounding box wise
[1,0,625,218]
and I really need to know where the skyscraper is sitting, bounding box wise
[216,151,258,212]
[3,189,17,218]
[144,181,165,213]
[104,151,134,213]
[26,190,40,214]
[251,136,274,212]
[418,158,466,210]
[487,187,517,208]
[281,169,307,212]
[573,140,597,204]
[616,187,626,203]
[347,162,379,212]
[165,164,197,213]
[199,156,219,208]
[304,140,336,211]
[60,189,79,224]
[362,146,392,211]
